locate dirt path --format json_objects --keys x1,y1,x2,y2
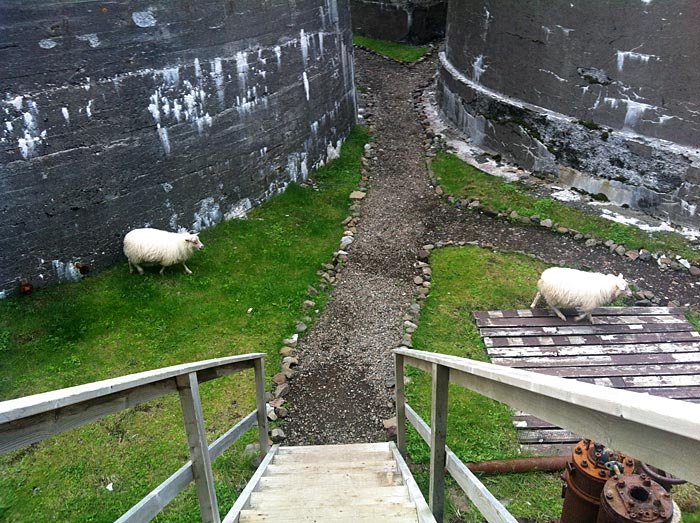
[{"x1": 281, "y1": 49, "x2": 699, "y2": 445}]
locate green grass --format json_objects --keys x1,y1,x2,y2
[
  {"x1": 353, "y1": 34, "x2": 428, "y2": 63},
  {"x1": 0, "y1": 126, "x2": 369, "y2": 522},
  {"x1": 406, "y1": 246, "x2": 563, "y2": 522},
  {"x1": 433, "y1": 151, "x2": 700, "y2": 263}
]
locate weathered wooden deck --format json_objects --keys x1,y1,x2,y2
[{"x1": 474, "y1": 307, "x2": 700, "y2": 455}]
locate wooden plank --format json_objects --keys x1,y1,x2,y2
[
  {"x1": 249, "y1": 486, "x2": 411, "y2": 507},
  {"x1": 397, "y1": 348, "x2": 700, "y2": 485},
  {"x1": 486, "y1": 341, "x2": 700, "y2": 358},
  {"x1": 252, "y1": 359, "x2": 269, "y2": 457},
  {"x1": 390, "y1": 441, "x2": 438, "y2": 523},
  {"x1": 513, "y1": 415, "x2": 558, "y2": 430},
  {"x1": 492, "y1": 351, "x2": 700, "y2": 369},
  {"x1": 0, "y1": 354, "x2": 264, "y2": 424},
  {"x1": 117, "y1": 411, "x2": 257, "y2": 523},
  {"x1": 485, "y1": 330, "x2": 700, "y2": 348},
  {"x1": 588, "y1": 375, "x2": 700, "y2": 388},
  {"x1": 624, "y1": 386, "x2": 700, "y2": 399},
  {"x1": 222, "y1": 445, "x2": 279, "y2": 523},
  {"x1": 477, "y1": 315, "x2": 688, "y2": 328},
  {"x1": 395, "y1": 353, "x2": 407, "y2": 456},
  {"x1": 480, "y1": 322, "x2": 693, "y2": 337},
  {"x1": 238, "y1": 505, "x2": 419, "y2": 522},
  {"x1": 429, "y1": 363, "x2": 449, "y2": 523},
  {"x1": 519, "y1": 443, "x2": 574, "y2": 457},
  {"x1": 177, "y1": 373, "x2": 220, "y2": 523},
  {"x1": 517, "y1": 429, "x2": 581, "y2": 444},
  {"x1": 528, "y1": 363, "x2": 700, "y2": 378},
  {"x1": 406, "y1": 405, "x2": 518, "y2": 523},
  {"x1": 473, "y1": 307, "x2": 683, "y2": 321}
]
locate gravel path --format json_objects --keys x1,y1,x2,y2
[{"x1": 281, "y1": 49, "x2": 699, "y2": 445}]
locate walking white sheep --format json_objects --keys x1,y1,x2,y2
[
  {"x1": 530, "y1": 267, "x2": 630, "y2": 322},
  {"x1": 123, "y1": 228, "x2": 204, "y2": 275}
]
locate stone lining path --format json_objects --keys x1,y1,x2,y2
[{"x1": 281, "y1": 49, "x2": 699, "y2": 446}]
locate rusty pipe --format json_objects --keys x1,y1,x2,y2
[{"x1": 465, "y1": 455, "x2": 569, "y2": 475}]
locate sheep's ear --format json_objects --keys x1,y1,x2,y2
[{"x1": 616, "y1": 274, "x2": 627, "y2": 290}]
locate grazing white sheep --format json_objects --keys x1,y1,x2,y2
[
  {"x1": 530, "y1": 267, "x2": 630, "y2": 322},
  {"x1": 123, "y1": 228, "x2": 204, "y2": 275}
]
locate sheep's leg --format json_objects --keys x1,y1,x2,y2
[
  {"x1": 128, "y1": 260, "x2": 134, "y2": 274},
  {"x1": 182, "y1": 262, "x2": 193, "y2": 275},
  {"x1": 159, "y1": 265, "x2": 166, "y2": 275},
  {"x1": 574, "y1": 311, "x2": 593, "y2": 323},
  {"x1": 530, "y1": 291, "x2": 542, "y2": 308},
  {"x1": 551, "y1": 307, "x2": 568, "y2": 321},
  {"x1": 131, "y1": 261, "x2": 145, "y2": 275}
]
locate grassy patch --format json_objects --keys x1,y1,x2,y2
[
  {"x1": 353, "y1": 34, "x2": 428, "y2": 63},
  {"x1": 407, "y1": 245, "x2": 700, "y2": 522},
  {"x1": 406, "y1": 246, "x2": 563, "y2": 522},
  {"x1": 433, "y1": 152, "x2": 700, "y2": 262},
  {"x1": 0, "y1": 126, "x2": 369, "y2": 522}
]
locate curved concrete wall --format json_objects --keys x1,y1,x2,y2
[
  {"x1": 351, "y1": 0, "x2": 447, "y2": 44},
  {"x1": 0, "y1": 0, "x2": 356, "y2": 295},
  {"x1": 438, "y1": 0, "x2": 700, "y2": 229}
]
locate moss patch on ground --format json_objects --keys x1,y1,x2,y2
[
  {"x1": 353, "y1": 34, "x2": 428, "y2": 63},
  {"x1": 0, "y1": 127, "x2": 368, "y2": 522}
]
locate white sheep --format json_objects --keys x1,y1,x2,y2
[
  {"x1": 530, "y1": 267, "x2": 630, "y2": 322},
  {"x1": 123, "y1": 228, "x2": 204, "y2": 275}
]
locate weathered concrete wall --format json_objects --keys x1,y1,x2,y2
[
  {"x1": 0, "y1": 0, "x2": 356, "y2": 295},
  {"x1": 351, "y1": 0, "x2": 447, "y2": 44},
  {"x1": 438, "y1": 0, "x2": 700, "y2": 229}
]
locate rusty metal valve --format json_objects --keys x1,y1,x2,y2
[{"x1": 597, "y1": 473, "x2": 674, "y2": 523}]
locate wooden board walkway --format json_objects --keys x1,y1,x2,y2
[{"x1": 474, "y1": 307, "x2": 700, "y2": 455}]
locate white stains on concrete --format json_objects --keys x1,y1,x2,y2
[
  {"x1": 211, "y1": 57, "x2": 225, "y2": 105},
  {"x1": 319, "y1": 32, "x2": 325, "y2": 56},
  {"x1": 225, "y1": 198, "x2": 252, "y2": 220},
  {"x1": 481, "y1": 7, "x2": 492, "y2": 41},
  {"x1": 326, "y1": 140, "x2": 341, "y2": 162},
  {"x1": 274, "y1": 46, "x2": 282, "y2": 68},
  {"x1": 300, "y1": 29, "x2": 310, "y2": 66},
  {"x1": 86, "y1": 100, "x2": 94, "y2": 118},
  {"x1": 472, "y1": 55, "x2": 487, "y2": 83},
  {"x1": 160, "y1": 67, "x2": 180, "y2": 86},
  {"x1": 162, "y1": 182, "x2": 173, "y2": 192},
  {"x1": 4, "y1": 122, "x2": 12, "y2": 132},
  {"x1": 51, "y1": 260, "x2": 81, "y2": 282},
  {"x1": 132, "y1": 11, "x2": 157, "y2": 28},
  {"x1": 192, "y1": 197, "x2": 222, "y2": 231},
  {"x1": 539, "y1": 69, "x2": 568, "y2": 82},
  {"x1": 9, "y1": 96, "x2": 23, "y2": 111},
  {"x1": 156, "y1": 124, "x2": 171, "y2": 155},
  {"x1": 551, "y1": 188, "x2": 582, "y2": 202},
  {"x1": 236, "y1": 51, "x2": 248, "y2": 92},
  {"x1": 303, "y1": 72, "x2": 310, "y2": 101},
  {"x1": 61, "y1": 107, "x2": 70, "y2": 124},
  {"x1": 556, "y1": 25, "x2": 575, "y2": 35},
  {"x1": 541, "y1": 26, "x2": 552, "y2": 42},
  {"x1": 77, "y1": 33, "x2": 100, "y2": 48},
  {"x1": 616, "y1": 50, "x2": 658, "y2": 71},
  {"x1": 39, "y1": 39, "x2": 58, "y2": 49},
  {"x1": 623, "y1": 100, "x2": 655, "y2": 129},
  {"x1": 194, "y1": 58, "x2": 202, "y2": 79}
]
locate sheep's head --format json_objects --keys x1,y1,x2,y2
[
  {"x1": 185, "y1": 234, "x2": 204, "y2": 250},
  {"x1": 614, "y1": 273, "x2": 632, "y2": 297}
]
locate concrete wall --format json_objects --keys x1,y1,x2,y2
[
  {"x1": 0, "y1": 0, "x2": 356, "y2": 295},
  {"x1": 438, "y1": 0, "x2": 700, "y2": 229},
  {"x1": 351, "y1": 0, "x2": 447, "y2": 44}
]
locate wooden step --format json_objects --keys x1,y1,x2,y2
[
  {"x1": 272, "y1": 452, "x2": 394, "y2": 465},
  {"x1": 258, "y1": 470, "x2": 404, "y2": 489},
  {"x1": 239, "y1": 503, "x2": 419, "y2": 522},
  {"x1": 265, "y1": 460, "x2": 398, "y2": 475},
  {"x1": 249, "y1": 485, "x2": 412, "y2": 508}
]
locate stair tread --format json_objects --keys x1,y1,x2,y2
[
  {"x1": 265, "y1": 461, "x2": 397, "y2": 474},
  {"x1": 258, "y1": 471, "x2": 404, "y2": 488},
  {"x1": 276, "y1": 443, "x2": 392, "y2": 454},
  {"x1": 239, "y1": 504, "x2": 418, "y2": 522},
  {"x1": 250, "y1": 485, "x2": 411, "y2": 507}
]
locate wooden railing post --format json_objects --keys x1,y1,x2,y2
[
  {"x1": 177, "y1": 372, "x2": 221, "y2": 523},
  {"x1": 253, "y1": 357, "x2": 269, "y2": 455},
  {"x1": 395, "y1": 352, "x2": 407, "y2": 456},
  {"x1": 429, "y1": 363, "x2": 449, "y2": 523}
]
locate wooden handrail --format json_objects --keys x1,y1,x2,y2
[
  {"x1": 394, "y1": 348, "x2": 700, "y2": 523},
  {"x1": 0, "y1": 352, "x2": 269, "y2": 523}
]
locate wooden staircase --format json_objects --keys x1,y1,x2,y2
[{"x1": 230, "y1": 442, "x2": 435, "y2": 523}]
